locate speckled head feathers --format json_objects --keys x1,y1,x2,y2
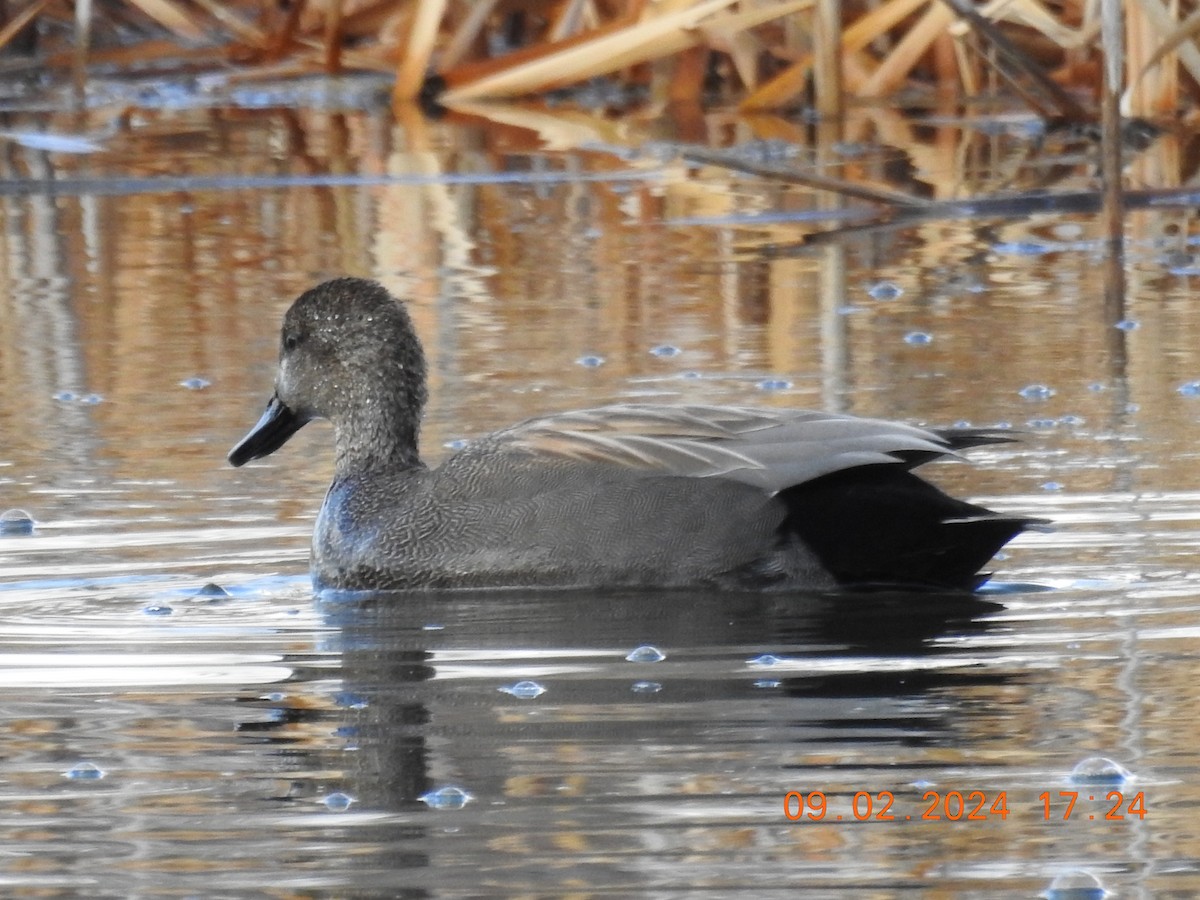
[{"x1": 229, "y1": 278, "x2": 428, "y2": 470}]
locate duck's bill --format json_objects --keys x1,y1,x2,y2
[{"x1": 228, "y1": 395, "x2": 306, "y2": 466}]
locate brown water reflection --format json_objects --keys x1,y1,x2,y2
[{"x1": 1, "y1": 94, "x2": 1200, "y2": 895}]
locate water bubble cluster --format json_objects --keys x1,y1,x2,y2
[
  {"x1": 1045, "y1": 870, "x2": 1107, "y2": 900},
  {"x1": 631, "y1": 681, "x2": 662, "y2": 694},
  {"x1": 1019, "y1": 384, "x2": 1055, "y2": 401},
  {"x1": 420, "y1": 786, "x2": 473, "y2": 810},
  {"x1": 748, "y1": 653, "x2": 786, "y2": 668},
  {"x1": 992, "y1": 240, "x2": 1054, "y2": 256},
  {"x1": 322, "y1": 792, "x2": 355, "y2": 811},
  {"x1": 625, "y1": 645, "x2": 666, "y2": 663},
  {"x1": 0, "y1": 509, "x2": 35, "y2": 536},
  {"x1": 867, "y1": 281, "x2": 903, "y2": 301},
  {"x1": 54, "y1": 390, "x2": 104, "y2": 404},
  {"x1": 1069, "y1": 756, "x2": 1132, "y2": 785},
  {"x1": 64, "y1": 762, "x2": 106, "y2": 781},
  {"x1": 335, "y1": 691, "x2": 369, "y2": 709},
  {"x1": 498, "y1": 681, "x2": 546, "y2": 699}
]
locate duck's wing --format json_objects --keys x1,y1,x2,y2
[{"x1": 489, "y1": 404, "x2": 1009, "y2": 493}]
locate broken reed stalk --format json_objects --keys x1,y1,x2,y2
[
  {"x1": 1100, "y1": 0, "x2": 1125, "y2": 248},
  {"x1": 681, "y1": 146, "x2": 936, "y2": 209},
  {"x1": 323, "y1": 0, "x2": 343, "y2": 73},
  {"x1": 73, "y1": 0, "x2": 91, "y2": 92},
  {"x1": 395, "y1": 0, "x2": 447, "y2": 102},
  {"x1": 936, "y1": 0, "x2": 1090, "y2": 121},
  {"x1": 813, "y1": 0, "x2": 843, "y2": 119},
  {"x1": 0, "y1": 0, "x2": 48, "y2": 55},
  {"x1": 14, "y1": 0, "x2": 1194, "y2": 119}
]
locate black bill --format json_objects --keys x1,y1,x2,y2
[{"x1": 228, "y1": 395, "x2": 307, "y2": 467}]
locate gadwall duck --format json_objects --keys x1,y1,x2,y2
[{"x1": 229, "y1": 278, "x2": 1036, "y2": 592}]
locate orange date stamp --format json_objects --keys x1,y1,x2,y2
[{"x1": 783, "y1": 789, "x2": 1147, "y2": 822}]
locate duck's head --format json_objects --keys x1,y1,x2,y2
[{"x1": 228, "y1": 277, "x2": 428, "y2": 469}]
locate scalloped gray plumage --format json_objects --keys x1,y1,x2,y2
[{"x1": 229, "y1": 278, "x2": 1039, "y2": 593}]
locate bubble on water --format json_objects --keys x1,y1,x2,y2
[
  {"x1": 575, "y1": 355, "x2": 605, "y2": 368},
  {"x1": 1177, "y1": 381, "x2": 1200, "y2": 397},
  {"x1": 867, "y1": 281, "x2": 903, "y2": 301},
  {"x1": 1058, "y1": 415, "x2": 1085, "y2": 426},
  {"x1": 422, "y1": 623, "x2": 444, "y2": 631},
  {"x1": 1125, "y1": 402, "x2": 1140, "y2": 414},
  {"x1": 1041, "y1": 481, "x2": 1064, "y2": 492},
  {"x1": 757, "y1": 379, "x2": 792, "y2": 391},
  {"x1": 322, "y1": 791, "x2": 355, "y2": 811},
  {"x1": 625, "y1": 645, "x2": 666, "y2": 663},
  {"x1": 903, "y1": 331, "x2": 932, "y2": 346},
  {"x1": 1027, "y1": 418, "x2": 1058, "y2": 429},
  {"x1": 1114, "y1": 319, "x2": 1139, "y2": 332},
  {"x1": 631, "y1": 681, "x2": 662, "y2": 694},
  {"x1": 753, "y1": 679, "x2": 781, "y2": 689},
  {"x1": 649, "y1": 344, "x2": 681, "y2": 358},
  {"x1": 1087, "y1": 382, "x2": 1107, "y2": 393},
  {"x1": 443, "y1": 438, "x2": 469, "y2": 451},
  {"x1": 833, "y1": 141, "x2": 871, "y2": 158},
  {"x1": 335, "y1": 691, "x2": 369, "y2": 709},
  {"x1": 993, "y1": 240, "x2": 1054, "y2": 256},
  {"x1": 64, "y1": 762, "x2": 106, "y2": 781},
  {"x1": 1019, "y1": 383, "x2": 1055, "y2": 401},
  {"x1": 1044, "y1": 870, "x2": 1108, "y2": 900},
  {"x1": 142, "y1": 604, "x2": 174, "y2": 616},
  {"x1": 420, "y1": 786, "x2": 472, "y2": 810},
  {"x1": 498, "y1": 680, "x2": 546, "y2": 699},
  {"x1": 79, "y1": 393, "x2": 104, "y2": 405},
  {"x1": 680, "y1": 371, "x2": 702, "y2": 380},
  {"x1": 1069, "y1": 757, "x2": 1132, "y2": 785},
  {"x1": 193, "y1": 582, "x2": 230, "y2": 599},
  {"x1": 748, "y1": 653, "x2": 786, "y2": 668},
  {"x1": 179, "y1": 376, "x2": 211, "y2": 390},
  {"x1": 0, "y1": 509, "x2": 35, "y2": 536},
  {"x1": 1166, "y1": 252, "x2": 1200, "y2": 275},
  {"x1": 836, "y1": 305, "x2": 860, "y2": 315}
]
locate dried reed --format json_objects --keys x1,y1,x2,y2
[{"x1": 2, "y1": 0, "x2": 1192, "y2": 118}]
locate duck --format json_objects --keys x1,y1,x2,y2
[{"x1": 228, "y1": 277, "x2": 1037, "y2": 593}]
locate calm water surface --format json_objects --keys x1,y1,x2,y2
[{"x1": 1, "y1": 85, "x2": 1200, "y2": 896}]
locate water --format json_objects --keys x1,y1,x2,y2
[{"x1": 1, "y1": 87, "x2": 1200, "y2": 895}]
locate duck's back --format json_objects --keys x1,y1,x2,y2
[{"x1": 311, "y1": 405, "x2": 1031, "y2": 593}]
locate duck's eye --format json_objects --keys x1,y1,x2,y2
[{"x1": 283, "y1": 332, "x2": 303, "y2": 352}]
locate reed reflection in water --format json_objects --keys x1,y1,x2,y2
[{"x1": 0, "y1": 96, "x2": 1198, "y2": 895}]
